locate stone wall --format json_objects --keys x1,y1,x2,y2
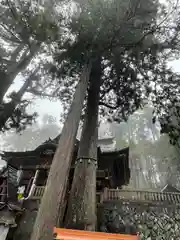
[{"x1": 98, "y1": 202, "x2": 180, "y2": 240}]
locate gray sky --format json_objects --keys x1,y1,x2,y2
[{"x1": 7, "y1": 78, "x2": 63, "y2": 124}]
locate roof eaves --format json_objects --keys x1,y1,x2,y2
[{"x1": 161, "y1": 184, "x2": 180, "y2": 192}]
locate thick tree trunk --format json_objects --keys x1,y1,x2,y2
[
  {"x1": 30, "y1": 63, "x2": 91, "y2": 240},
  {"x1": 0, "y1": 69, "x2": 38, "y2": 131},
  {"x1": 65, "y1": 59, "x2": 101, "y2": 231}
]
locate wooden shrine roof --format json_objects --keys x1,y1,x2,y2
[
  {"x1": 1, "y1": 134, "x2": 79, "y2": 158},
  {"x1": 1, "y1": 134, "x2": 129, "y2": 170},
  {"x1": 100, "y1": 147, "x2": 129, "y2": 157},
  {"x1": 161, "y1": 184, "x2": 180, "y2": 193},
  {"x1": 1, "y1": 149, "x2": 129, "y2": 171}
]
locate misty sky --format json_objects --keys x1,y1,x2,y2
[
  {"x1": 6, "y1": 58, "x2": 180, "y2": 124},
  {"x1": 8, "y1": 59, "x2": 180, "y2": 125}
]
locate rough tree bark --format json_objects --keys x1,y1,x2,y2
[
  {"x1": 65, "y1": 59, "x2": 101, "y2": 231},
  {"x1": 30, "y1": 63, "x2": 91, "y2": 240}
]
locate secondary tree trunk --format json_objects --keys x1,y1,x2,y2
[
  {"x1": 0, "y1": 44, "x2": 39, "y2": 104},
  {"x1": 0, "y1": 69, "x2": 38, "y2": 131},
  {"x1": 30, "y1": 63, "x2": 91, "y2": 240},
  {"x1": 65, "y1": 58, "x2": 101, "y2": 231}
]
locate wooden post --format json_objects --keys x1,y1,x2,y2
[
  {"x1": 103, "y1": 187, "x2": 108, "y2": 201},
  {"x1": 100, "y1": 192, "x2": 104, "y2": 204}
]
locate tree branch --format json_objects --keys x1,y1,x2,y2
[
  {"x1": 99, "y1": 101, "x2": 118, "y2": 109},
  {"x1": 26, "y1": 89, "x2": 57, "y2": 99}
]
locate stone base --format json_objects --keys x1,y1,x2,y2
[{"x1": 98, "y1": 202, "x2": 180, "y2": 240}]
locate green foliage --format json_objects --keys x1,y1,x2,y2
[
  {"x1": 1, "y1": 0, "x2": 179, "y2": 136},
  {"x1": 51, "y1": 0, "x2": 180, "y2": 125},
  {"x1": 1, "y1": 98, "x2": 37, "y2": 132},
  {"x1": 67, "y1": 0, "x2": 158, "y2": 60},
  {"x1": 158, "y1": 104, "x2": 180, "y2": 145},
  {"x1": 0, "y1": 0, "x2": 63, "y2": 132},
  {"x1": 0, "y1": 0, "x2": 60, "y2": 44}
]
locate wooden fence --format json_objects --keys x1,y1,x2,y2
[
  {"x1": 31, "y1": 186, "x2": 45, "y2": 199},
  {"x1": 31, "y1": 186, "x2": 180, "y2": 206},
  {"x1": 101, "y1": 188, "x2": 180, "y2": 205}
]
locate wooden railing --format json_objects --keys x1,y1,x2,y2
[
  {"x1": 101, "y1": 188, "x2": 180, "y2": 205},
  {"x1": 53, "y1": 228, "x2": 139, "y2": 240},
  {"x1": 31, "y1": 186, "x2": 45, "y2": 199},
  {"x1": 31, "y1": 186, "x2": 180, "y2": 206},
  {"x1": 31, "y1": 186, "x2": 103, "y2": 205}
]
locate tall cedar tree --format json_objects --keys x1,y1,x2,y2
[
  {"x1": 30, "y1": 63, "x2": 92, "y2": 240},
  {"x1": 31, "y1": 0, "x2": 180, "y2": 236},
  {"x1": 53, "y1": 0, "x2": 180, "y2": 124},
  {"x1": 65, "y1": 58, "x2": 101, "y2": 230},
  {"x1": 50, "y1": 0, "x2": 180, "y2": 230}
]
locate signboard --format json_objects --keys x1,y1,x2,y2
[{"x1": 53, "y1": 228, "x2": 139, "y2": 240}]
